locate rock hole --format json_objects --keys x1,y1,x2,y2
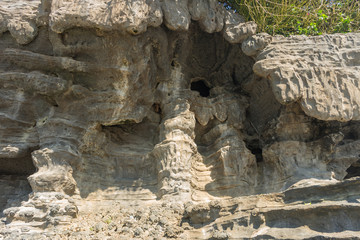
[
  {"x1": 251, "y1": 147, "x2": 263, "y2": 163},
  {"x1": 245, "y1": 139, "x2": 263, "y2": 163},
  {"x1": 347, "y1": 131, "x2": 358, "y2": 140},
  {"x1": 0, "y1": 154, "x2": 36, "y2": 176},
  {"x1": 231, "y1": 70, "x2": 238, "y2": 85},
  {"x1": 0, "y1": 151, "x2": 36, "y2": 213},
  {"x1": 344, "y1": 159, "x2": 360, "y2": 179},
  {"x1": 152, "y1": 103, "x2": 161, "y2": 114},
  {"x1": 191, "y1": 80, "x2": 210, "y2": 97}
]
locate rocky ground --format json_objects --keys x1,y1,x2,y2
[{"x1": 2, "y1": 177, "x2": 360, "y2": 239}]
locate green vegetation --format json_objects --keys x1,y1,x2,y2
[
  {"x1": 104, "y1": 217, "x2": 112, "y2": 224},
  {"x1": 219, "y1": 0, "x2": 360, "y2": 36}
]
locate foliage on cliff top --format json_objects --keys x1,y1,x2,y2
[{"x1": 219, "y1": 0, "x2": 360, "y2": 36}]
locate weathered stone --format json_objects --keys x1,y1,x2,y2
[
  {"x1": 222, "y1": 10, "x2": 257, "y2": 43},
  {"x1": 0, "y1": 0, "x2": 40, "y2": 44},
  {"x1": 188, "y1": 0, "x2": 224, "y2": 33},
  {"x1": 241, "y1": 32, "x2": 272, "y2": 58},
  {"x1": 251, "y1": 34, "x2": 360, "y2": 121},
  {"x1": 1, "y1": 0, "x2": 360, "y2": 239}
]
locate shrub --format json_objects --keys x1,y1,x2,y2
[{"x1": 219, "y1": 0, "x2": 360, "y2": 36}]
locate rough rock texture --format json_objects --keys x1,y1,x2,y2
[
  {"x1": 1, "y1": 0, "x2": 360, "y2": 239},
  {"x1": 250, "y1": 34, "x2": 360, "y2": 121}
]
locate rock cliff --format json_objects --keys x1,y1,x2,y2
[{"x1": 1, "y1": 0, "x2": 360, "y2": 239}]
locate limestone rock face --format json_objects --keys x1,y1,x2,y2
[
  {"x1": 249, "y1": 34, "x2": 360, "y2": 121},
  {"x1": 1, "y1": 0, "x2": 360, "y2": 239}
]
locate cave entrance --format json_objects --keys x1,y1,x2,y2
[
  {"x1": 0, "y1": 155, "x2": 36, "y2": 176},
  {"x1": 344, "y1": 159, "x2": 360, "y2": 179},
  {"x1": 245, "y1": 139, "x2": 264, "y2": 163},
  {"x1": 73, "y1": 118, "x2": 160, "y2": 200},
  {"x1": 0, "y1": 154, "x2": 35, "y2": 215},
  {"x1": 191, "y1": 80, "x2": 211, "y2": 97}
]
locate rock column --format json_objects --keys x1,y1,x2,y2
[{"x1": 153, "y1": 66, "x2": 196, "y2": 201}]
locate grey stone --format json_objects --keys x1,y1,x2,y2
[{"x1": 1, "y1": 0, "x2": 360, "y2": 239}]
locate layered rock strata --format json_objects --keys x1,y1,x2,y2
[{"x1": 1, "y1": 0, "x2": 360, "y2": 239}]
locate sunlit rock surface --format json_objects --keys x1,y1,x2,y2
[{"x1": 1, "y1": 0, "x2": 360, "y2": 239}]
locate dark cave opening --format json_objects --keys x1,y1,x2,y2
[
  {"x1": 251, "y1": 147, "x2": 263, "y2": 163},
  {"x1": 152, "y1": 103, "x2": 162, "y2": 114},
  {"x1": 344, "y1": 159, "x2": 360, "y2": 179},
  {"x1": 0, "y1": 153, "x2": 35, "y2": 214},
  {"x1": 191, "y1": 80, "x2": 210, "y2": 97},
  {"x1": 0, "y1": 155, "x2": 36, "y2": 176},
  {"x1": 245, "y1": 139, "x2": 264, "y2": 163}
]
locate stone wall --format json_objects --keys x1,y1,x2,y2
[{"x1": 1, "y1": 0, "x2": 360, "y2": 239}]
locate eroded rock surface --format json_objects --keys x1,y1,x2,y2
[
  {"x1": 1, "y1": 0, "x2": 360, "y2": 239},
  {"x1": 249, "y1": 33, "x2": 360, "y2": 121}
]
